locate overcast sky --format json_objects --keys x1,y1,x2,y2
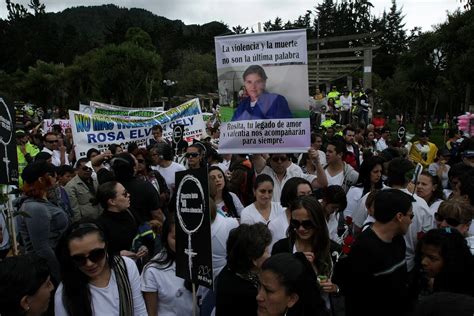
[{"x1": 0, "y1": 0, "x2": 462, "y2": 32}]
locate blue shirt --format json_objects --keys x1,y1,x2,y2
[{"x1": 232, "y1": 93, "x2": 292, "y2": 121}]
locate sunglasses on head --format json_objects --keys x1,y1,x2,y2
[
  {"x1": 186, "y1": 152, "x2": 200, "y2": 158},
  {"x1": 434, "y1": 212, "x2": 460, "y2": 227},
  {"x1": 271, "y1": 156, "x2": 288, "y2": 163},
  {"x1": 71, "y1": 248, "x2": 106, "y2": 267},
  {"x1": 290, "y1": 219, "x2": 315, "y2": 230}
]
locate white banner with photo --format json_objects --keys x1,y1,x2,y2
[{"x1": 215, "y1": 29, "x2": 310, "y2": 153}]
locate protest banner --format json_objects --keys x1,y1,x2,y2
[
  {"x1": 70, "y1": 99, "x2": 206, "y2": 158},
  {"x1": 175, "y1": 167, "x2": 213, "y2": 289},
  {"x1": 0, "y1": 98, "x2": 19, "y2": 185},
  {"x1": 215, "y1": 29, "x2": 310, "y2": 153},
  {"x1": 43, "y1": 119, "x2": 72, "y2": 133},
  {"x1": 79, "y1": 101, "x2": 164, "y2": 117}
]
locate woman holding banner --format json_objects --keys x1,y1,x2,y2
[{"x1": 232, "y1": 65, "x2": 293, "y2": 121}]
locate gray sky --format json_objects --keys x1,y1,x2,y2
[{"x1": 0, "y1": 0, "x2": 461, "y2": 32}]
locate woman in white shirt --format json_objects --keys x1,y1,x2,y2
[
  {"x1": 240, "y1": 174, "x2": 284, "y2": 225},
  {"x1": 343, "y1": 156, "x2": 384, "y2": 219},
  {"x1": 416, "y1": 171, "x2": 445, "y2": 215},
  {"x1": 141, "y1": 215, "x2": 193, "y2": 316},
  {"x1": 209, "y1": 166, "x2": 244, "y2": 218},
  {"x1": 55, "y1": 221, "x2": 147, "y2": 316}
]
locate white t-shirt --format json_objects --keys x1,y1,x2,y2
[
  {"x1": 375, "y1": 138, "x2": 388, "y2": 152},
  {"x1": 211, "y1": 214, "x2": 239, "y2": 278},
  {"x1": 141, "y1": 260, "x2": 193, "y2": 316},
  {"x1": 152, "y1": 162, "x2": 186, "y2": 194},
  {"x1": 210, "y1": 162, "x2": 229, "y2": 174},
  {"x1": 324, "y1": 163, "x2": 358, "y2": 190},
  {"x1": 55, "y1": 257, "x2": 147, "y2": 316},
  {"x1": 268, "y1": 211, "x2": 289, "y2": 250},
  {"x1": 215, "y1": 192, "x2": 244, "y2": 217},
  {"x1": 260, "y1": 165, "x2": 316, "y2": 203},
  {"x1": 42, "y1": 147, "x2": 70, "y2": 166},
  {"x1": 327, "y1": 212, "x2": 340, "y2": 244},
  {"x1": 240, "y1": 202, "x2": 285, "y2": 225},
  {"x1": 343, "y1": 186, "x2": 364, "y2": 218}
]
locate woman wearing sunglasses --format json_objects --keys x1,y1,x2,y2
[
  {"x1": 272, "y1": 196, "x2": 335, "y2": 313},
  {"x1": 240, "y1": 174, "x2": 285, "y2": 225},
  {"x1": 434, "y1": 199, "x2": 474, "y2": 254},
  {"x1": 135, "y1": 148, "x2": 170, "y2": 209},
  {"x1": 269, "y1": 177, "x2": 313, "y2": 248},
  {"x1": 55, "y1": 221, "x2": 147, "y2": 315},
  {"x1": 185, "y1": 144, "x2": 204, "y2": 170},
  {"x1": 141, "y1": 214, "x2": 193, "y2": 315},
  {"x1": 95, "y1": 181, "x2": 150, "y2": 261}
]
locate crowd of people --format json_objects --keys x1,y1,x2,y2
[{"x1": 1, "y1": 106, "x2": 474, "y2": 316}]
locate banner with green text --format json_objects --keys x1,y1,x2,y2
[{"x1": 70, "y1": 98, "x2": 205, "y2": 158}]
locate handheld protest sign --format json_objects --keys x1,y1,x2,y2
[
  {"x1": 397, "y1": 125, "x2": 406, "y2": 143},
  {"x1": 172, "y1": 124, "x2": 185, "y2": 145},
  {"x1": 175, "y1": 167, "x2": 213, "y2": 289},
  {"x1": 0, "y1": 98, "x2": 19, "y2": 185}
]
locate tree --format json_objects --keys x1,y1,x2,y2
[
  {"x1": 232, "y1": 25, "x2": 248, "y2": 34},
  {"x1": 91, "y1": 42, "x2": 162, "y2": 106},
  {"x1": 165, "y1": 50, "x2": 216, "y2": 96}
]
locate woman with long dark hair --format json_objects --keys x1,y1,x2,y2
[
  {"x1": 135, "y1": 148, "x2": 170, "y2": 210},
  {"x1": 343, "y1": 156, "x2": 384, "y2": 219},
  {"x1": 215, "y1": 223, "x2": 272, "y2": 315},
  {"x1": 209, "y1": 166, "x2": 244, "y2": 218},
  {"x1": 141, "y1": 214, "x2": 193, "y2": 315},
  {"x1": 54, "y1": 221, "x2": 147, "y2": 315},
  {"x1": 0, "y1": 254, "x2": 55, "y2": 316},
  {"x1": 95, "y1": 181, "x2": 150, "y2": 260},
  {"x1": 269, "y1": 177, "x2": 313, "y2": 248},
  {"x1": 17, "y1": 161, "x2": 69, "y2": 282},
  {"x1": 414, "y1": 228, "x2": 474, "y2": 297},
  {"x1": 257, "y1": 253, "x2": 328, "y2": 316},
  {"x1": 240, "y1": 174, "x2": 285, "y2": 225},
  {"x1": 272, "y1": 196, "x2": 336, "y2": 313}
]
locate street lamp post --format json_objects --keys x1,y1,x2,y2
[{"x1": 163, "y1": 79, "x2": 177, "y2": 110}]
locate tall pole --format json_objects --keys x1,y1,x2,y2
[
  {"x1": 363, "y1": 48, "x2": 372, "y2": 90},
  {"x1": 316, "y1": 18, "x2": 320, "y2": 88}
]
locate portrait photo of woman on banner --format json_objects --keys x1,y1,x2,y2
[{"x1": 232, "y1": 65, "x2": 293, "y2": 121}]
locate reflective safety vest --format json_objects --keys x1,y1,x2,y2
[
  {"x1": 17, "y1": 142, "x2": 40, "y2": 188},
  {"x1": 327, "y1": 91, "x2": 341, "y2": 107}
]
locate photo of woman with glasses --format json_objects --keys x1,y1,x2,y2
[
  {"x1": 240, "y1": 174, "x2": 285, "y2": 225},
  {"x1": 272, "y1": 196, "x2": 336, "y2": 312},
  {"x1": 55, "y1": 221, "x2": 147, "y2": 315}
]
